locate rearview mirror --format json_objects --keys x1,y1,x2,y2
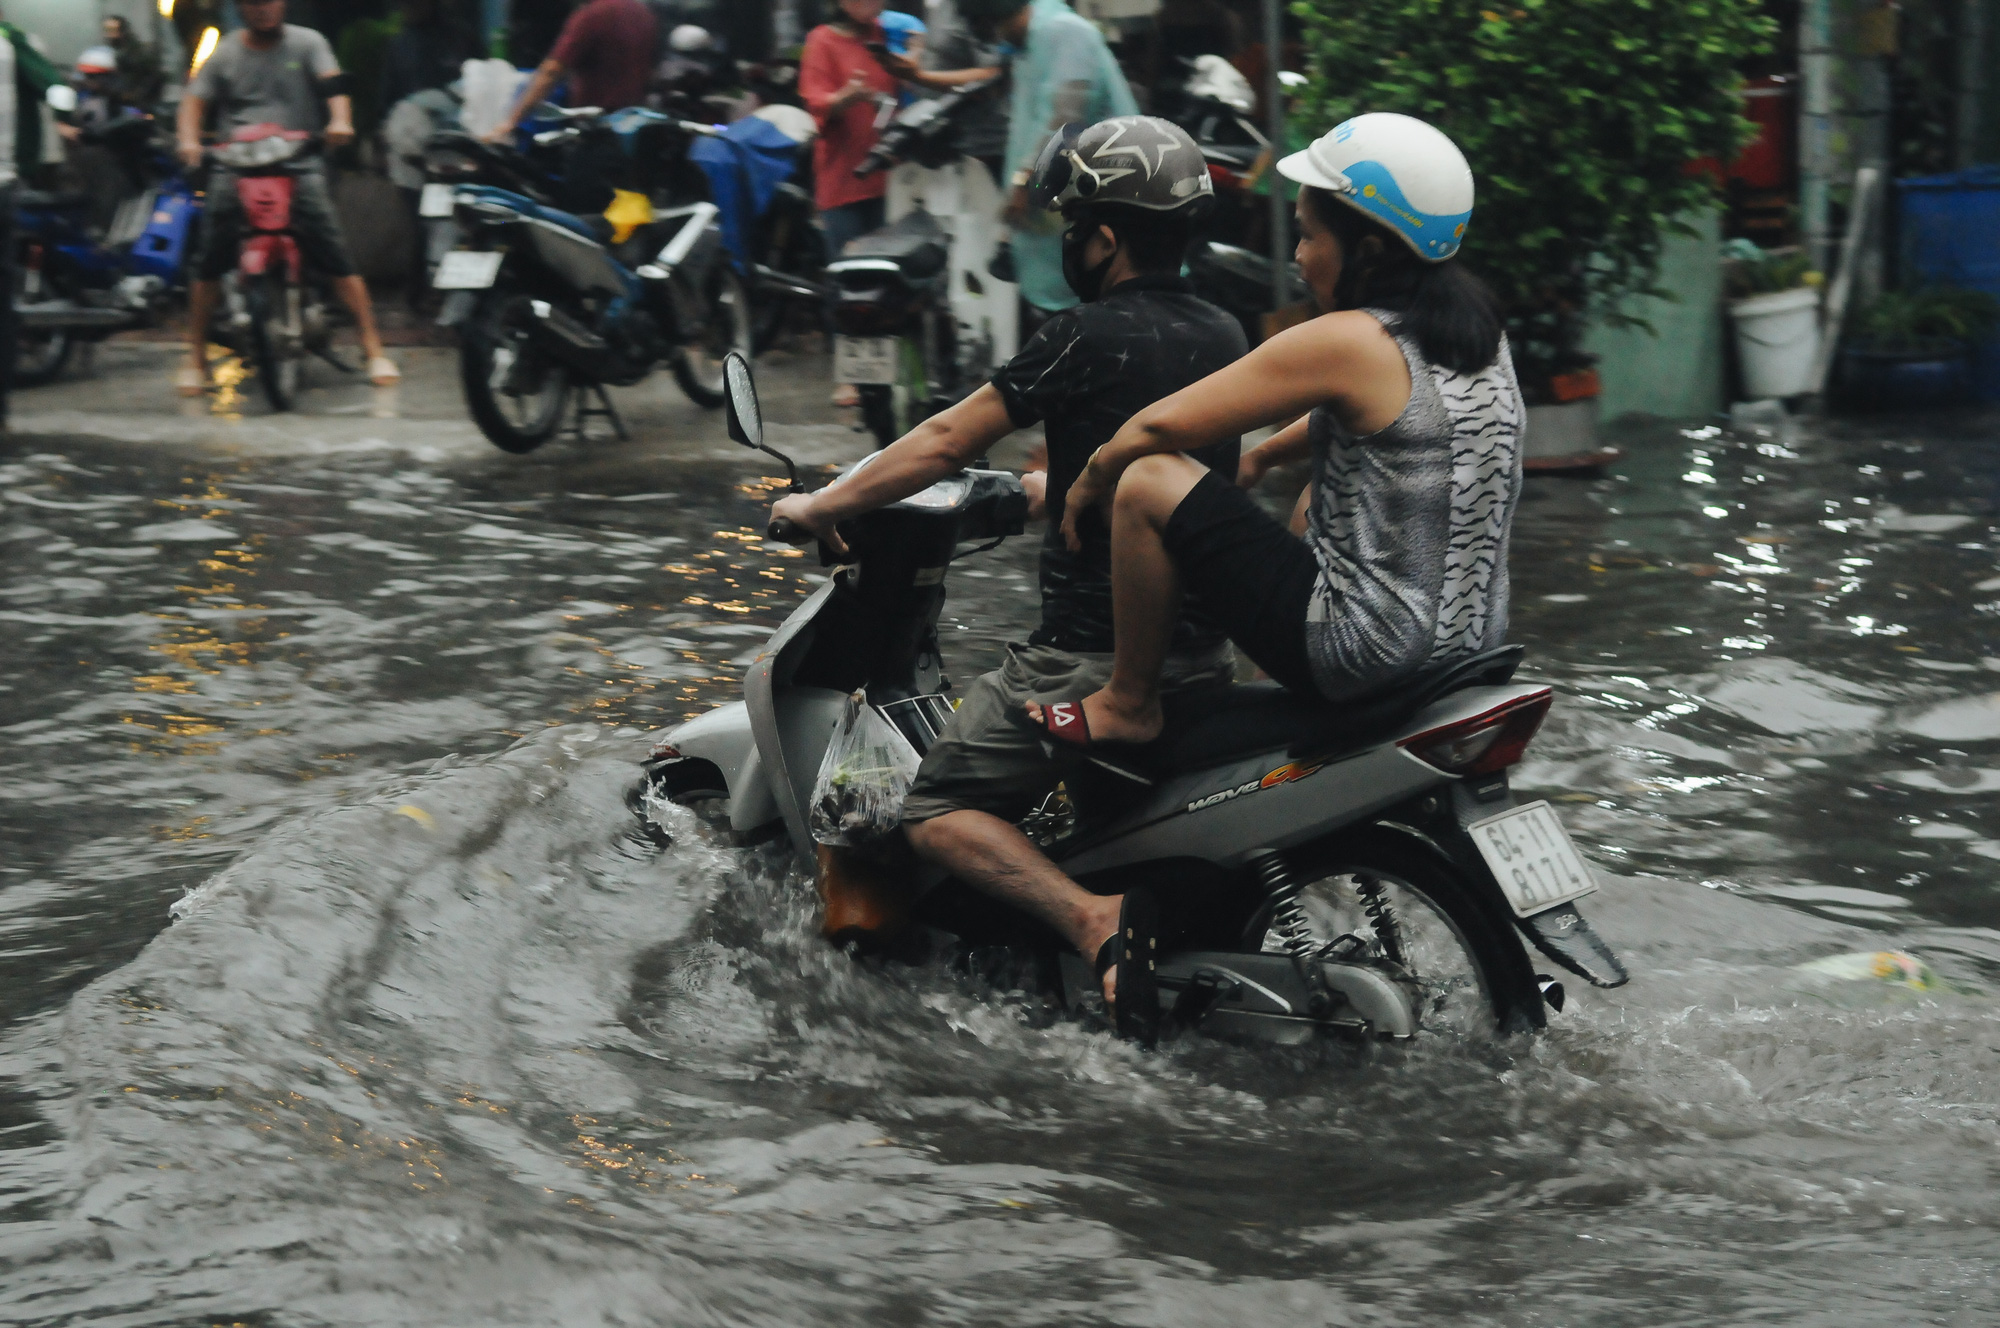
[
  {"x1": 45, "y1": 85, "x2": 77, "y2": 114},
  {"x1": 723, "y1": 351, "x2": 762, "y2": 450}
]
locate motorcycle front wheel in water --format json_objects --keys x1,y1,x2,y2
[
  {"x1": 460, "y1": 290, "x2": 572, "y2": 453},
  {"x1": 671, "y1": 264, "x2": 754, "y2": 409}
]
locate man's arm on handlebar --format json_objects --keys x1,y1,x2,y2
[{"x1": 771, "y1": 385, "x2": 1016, "y2": 546}]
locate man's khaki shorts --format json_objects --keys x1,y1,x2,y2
[{"x1": 899, "y1": 642, "x2": 1234, "y2": 826}]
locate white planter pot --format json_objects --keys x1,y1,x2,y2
[{"x1": 1729, "y1": 286, "x2": 1822, "y2": 399}]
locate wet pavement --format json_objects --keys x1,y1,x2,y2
[{"x1": 3, "y1": 349, "x2": 2000, "y2": 1325}]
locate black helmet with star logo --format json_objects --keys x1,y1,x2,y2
[{"x1": 1027, "y1": 115, "x2": 1214, "y2": 218}]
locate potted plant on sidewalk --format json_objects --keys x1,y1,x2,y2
[
  {"x1": 1837, "y1": 286, "x2": 2000, "y2": 411},
  {"x1": 1722, "y1": 238, "x2": 1824, "y2": 401},
  {"x1": 1296, "y1": 0, "x2": 1773, "y2": 467}
]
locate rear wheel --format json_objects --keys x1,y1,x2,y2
[
  {"x1": 459, "y1": 289, "x2": 571, "y2": 453},
  {"x1": 1256, "y1": 835, "x2": 1545, "y2": 1037},
  {"x1": 244, "y1": 274, "x2": 304, "y2": 412},
  {"x1": 13, "y1": 328, "x2": 72, "y2": 387},
  {"x1": 672, "y1": 264, "x2": 754, "y2": 408}
]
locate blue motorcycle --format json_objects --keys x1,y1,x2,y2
[
  {"x1": 15, "y1": 112, "x2": 198, "y2": 386},
  {"x1": 434, "y1": 105, "x2": 753, "y2": 453}
]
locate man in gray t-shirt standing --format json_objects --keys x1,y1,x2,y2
[{"x1": 174, "y1": 0, "x2": 398, "y2": 395}]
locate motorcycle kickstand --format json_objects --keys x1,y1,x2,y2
[
  {"x1": 315, "y1": 346, "x2": 358, "y2": 375},
  {"x1": 566, "y1": 382, "x2": 628, "y2": 443}
]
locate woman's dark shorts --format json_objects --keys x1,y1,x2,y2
[{"x1": 1161, "y1": 469, "x2": 1320, "y2": 695}]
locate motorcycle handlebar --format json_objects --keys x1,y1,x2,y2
[{"x1": 767, "y1": 516, "x2": 809, "y2": 544}]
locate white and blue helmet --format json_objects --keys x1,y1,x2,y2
[{"x1": 1277, "y1": 113, "x2": 1474, "y2": 262}]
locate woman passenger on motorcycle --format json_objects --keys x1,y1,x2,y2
[{"x1": 1023, "y1": 114, "x2": 1524, "y2": 750}]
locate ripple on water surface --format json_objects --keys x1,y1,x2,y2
[{"x1": 3, "y1": 413, "x2": 2000, "y2": 1324}]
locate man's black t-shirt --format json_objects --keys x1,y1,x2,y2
[{"x1": 991, "y1": 273, "x2": 1249, "y2": 654}]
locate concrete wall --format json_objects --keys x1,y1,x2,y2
[{"x1": 1584, "y1": 211, "x2": 1727, "y2": 423}]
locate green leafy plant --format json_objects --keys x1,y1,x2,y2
[
  {"x1": 1721, "y1": 238, "x2": 1823, "y2": 298},
  {"x1": 1295, "y1": 0, "x2": 1775, "y2": 392},
  {"x1": 1851, "y1": 287, "x2": 2000, "y2": 354}
]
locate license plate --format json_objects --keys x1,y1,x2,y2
[
  {"x1": 1467, "y1": 801, "x2": 1598, "y2": 917},
  {"x1": 834, "y1": 334, "x2": 898, "y2": 385},
  {"x1": 419, "y1": 182, "x2": 456, "y2": 218},
  {"x1": 433, "y1": 249, "x2": 503, "y2": 290}
]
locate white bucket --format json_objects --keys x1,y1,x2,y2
[{"x1": 1730, "y1": 286, "x2": 1822, "y2": 399}]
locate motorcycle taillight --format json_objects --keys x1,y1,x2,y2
[{"x1": 1397, "y1": 689, "x2": 1552, "y2": 777}]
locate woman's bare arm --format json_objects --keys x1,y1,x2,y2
[
  {"x1": 1237, "y1": 414, "x2": 1311, "y2": 487},
  {"x1": 1056, "y1": 312, "x2": 1407, "y2": 546}
]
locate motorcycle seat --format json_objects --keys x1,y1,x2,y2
[
  {"x1": 835, "y1": 208, "x2": 948, "y2": 277},
  {"x1": 17, "y1": 188, "x2": 92, "y2": 211},
  {"x1": 1151, "y1": 644, "x2": 1526, "y2": 774}
]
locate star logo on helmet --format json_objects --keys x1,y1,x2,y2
[{"x1": 1089, "y1": 118, "x2": 1184, "y2": 182}]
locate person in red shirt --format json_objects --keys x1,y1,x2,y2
[
  {"x1": 487, "y1": 0, "x2": 659, "y2": 140},
  {"x1": 800, "y1": 0, "x2": 901, "y2": 405}
]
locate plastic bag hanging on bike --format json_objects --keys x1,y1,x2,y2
[{"x1": 809, "y1": 690, "x2": 921, "y2": 847}]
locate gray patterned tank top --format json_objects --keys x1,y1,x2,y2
[{"x1": 1300, "y1": 310, "x2": 1524, "y2": 701}]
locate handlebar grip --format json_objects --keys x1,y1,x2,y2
[{"x1": 768, "y1": 516, "x2": 808, "y2": 544}]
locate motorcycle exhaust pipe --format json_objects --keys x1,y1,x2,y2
[{"x1": 522, "y1": 299, "x2": 613, "y2": 376}]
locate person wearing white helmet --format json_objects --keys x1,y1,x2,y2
[{"x1": 1023, "y1": 112, "x2": 1524, "y2": 761}]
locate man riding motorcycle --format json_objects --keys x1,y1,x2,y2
[{"x1": 770, "y1": 116, "x2": 1246, "y2": 1013}]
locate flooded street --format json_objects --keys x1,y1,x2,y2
[{"x1": 4, "y1": 397, "x2": 2000, "y2": 1324}]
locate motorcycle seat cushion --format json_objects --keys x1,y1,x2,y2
[
  {"x1": 1152, "y1": 644, "x2": 1525, "y2": 774},
  {"x1": 17, "y1": 188, "x2": 92, "y2": 211},
  {"x1": 836, "y1": 208, "x2": 947, "y2": 277}
]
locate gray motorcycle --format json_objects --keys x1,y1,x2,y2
[{"x1": 635, "y1": 353, "x2": 1628, "y2": 1044}]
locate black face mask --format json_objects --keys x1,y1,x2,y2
[{"x1": 1061, "y1": 220, "x2": 1117, "y2": 303}]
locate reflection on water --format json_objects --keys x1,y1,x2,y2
[{"x1": 3, "y1": 408, "x2": 1999, "y2": 1324}]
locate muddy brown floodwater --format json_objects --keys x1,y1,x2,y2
[{"x1": 4, "y1": 407, "x2": 2000, "y2": 1325}]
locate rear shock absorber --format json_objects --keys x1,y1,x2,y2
[
  {"x1": 1250, "y1": 850, "x2": 1317, "y2": 959},
  {"x1": 1251, "y1": 849, "x2": 1333, "y2": 1016},
  {"x1": 1355, "y1": 875, "x2": 1405, "y2": 968}
]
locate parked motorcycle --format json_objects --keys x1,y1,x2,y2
[
  {"x1": 14, "y1": 108, "x2": 197, "y2": 386},
  {"x1": 198, "y1": 124, "x2": 347, "y2": 413},
  {"x1": 433, "y1": 105, "x2": 754, "y2": 453},
  {"x1": 687, "y1": 104, "x2": 823, "y2": 353},
  {"x1": 826, "y1": 79, "x2": 1015, "y2": 449},
  {"x1": 635, "y1": 354, "x2": 1630, "y2": 1046}
]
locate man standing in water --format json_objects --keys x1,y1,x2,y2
[
  {"x1": 770, "y1": 119, "x2": 1246, "y2": 1041},
  {"x1": 177, "y1": 0, "x2": 399, "y2": 394}
]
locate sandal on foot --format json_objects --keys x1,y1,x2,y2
[
  {"x1": 1092, "y1": 888, "x2": 1161, "y2": 1048},
  {"x1": 175, "y1": 365, "x2": 209, "y2": 397},
  {"x1": 367, "y1": 355, "x2": 401, "y2": 387},
  {"x1": 1012, "y1": 699, "x2": 1155, "y2": 785}
]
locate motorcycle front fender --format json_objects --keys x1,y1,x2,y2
[{"x1": 662, "y1": 699, "x2": 778, "y2": 835}]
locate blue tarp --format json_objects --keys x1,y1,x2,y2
[{"x1": 690, "y1": 116, "x2": 809, "y2": 270}]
